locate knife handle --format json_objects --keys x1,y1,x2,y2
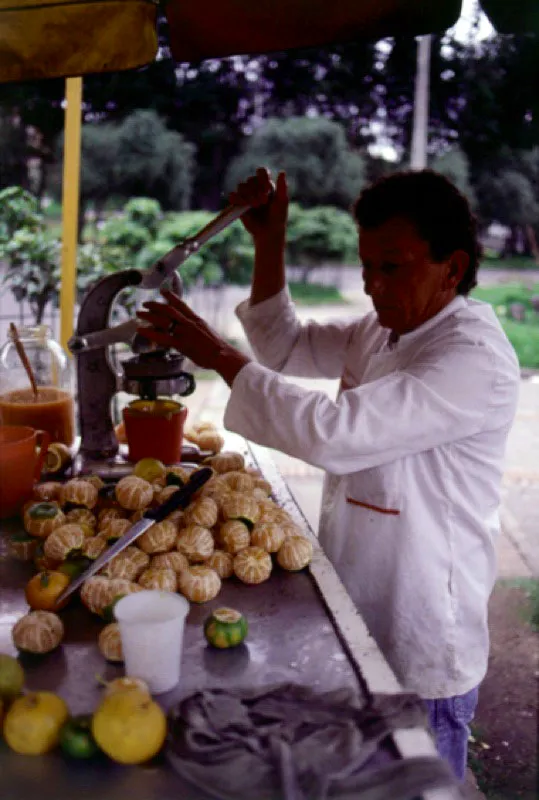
[{"x1": 144, "y1": 467, "x2": 213, "y2": 523}]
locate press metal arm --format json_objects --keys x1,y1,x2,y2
[{"x1": 68, "y1": 202, "x2": 251, "y2": 354}]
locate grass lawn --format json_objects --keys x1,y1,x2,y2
[
  {"x1": 482, "y1": 256, "x2": 539, "y2": 271},
  {"x1": 471, "y1": 283, "x2": 539, "y2": 369},
  {"x1": 288, "y1": 281, "x2": 347, "y2": 305}
]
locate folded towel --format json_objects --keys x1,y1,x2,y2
[{"x1": 166, "y1": 683, "x2": 458, "y2": 800}]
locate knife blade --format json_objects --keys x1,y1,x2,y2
[{"x1": 56, "y1": 466, "x2": 213, "y2": 605}]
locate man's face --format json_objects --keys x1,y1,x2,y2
[{"x1": 358, "y1": 216, "x2": 466, "y2": 336}]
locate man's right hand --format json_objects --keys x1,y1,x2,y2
[{"x1": 229, "y1": 167, "x2": 288, "y2": 246}]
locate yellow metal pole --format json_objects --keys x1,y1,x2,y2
[{"x1": 59, "y1": 76, "x2": 82, "y2": 352}]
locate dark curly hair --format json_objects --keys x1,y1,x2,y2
[{"x1": 352, "y1": 169, "x2": 481, "y2": 295}]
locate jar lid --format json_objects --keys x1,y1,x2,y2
[{"x1": 7, "y1": 324, "x2": 51, "y2": 341}]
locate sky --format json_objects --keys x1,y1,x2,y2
[{"x1": 450, "y1": 0, "x2": 495, "y2": 43}]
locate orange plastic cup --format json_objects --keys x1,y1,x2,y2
[
  {"x1": 0, "y1": 425, "x2": 51, "y2": 519},
  {"x1": 123, "y1": 400, "x2": 188, "y2": 465}
]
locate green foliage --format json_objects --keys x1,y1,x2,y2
[
  {"x1": 99, "y1": 217, "x2": 152, "y2": 252},
  {"x1": 0, "y1": 187, "x2": 59, "y2": 323},
  {"x1": 482, "y1": 255, "x2": 537, "y2": 270},
  {"x1": 0, "y1": 111, "x2": 29, "y2": 191},
  {"x1": 225, "y1": 117, "x2": 365, "y2": 209},
  {"x1": 137, "y1": 211, "x2": 255, "y2": 288},
  {"x1": 0, "y1": 186, "x2": 41, "y2": 238},
  {"x1": 286, "y1": 203, "x2": 358, "y2": 280},
  {"x1": 491, "y1": 319, "x2": 539, "y2": 369},
  {"x1": 136, "y1": 203, "x2": 357, "y2": 289},
  {"x1": 78, "y1": 122, "x2": 119, "y2": 211},
  {"x1": 0, "y1": 187, "x2": 143, "y2": 322},
  {"x1": 76, "y1": 242, "x2": 139, "y2": 316},
  {"x1": 472, "y1": 283, "x2": 538, "y2": 309},
  {"x1": 113, "y1": 111, "x2": 196, "y2": 210},
  {"x1": 288, "y1": 281, "x2": 347, "y2": 305},
  {"x1": 59, "y1": 110, "x2": 196, "y2": 216},
  {"x1": 429, "y1": 148, "x2": 476, "y2": 206},
  {"x1": 472, "y1": 282, "x2": 539, "y2": 369},
  {"x1": 124, "y1": 197, "x2": 162, "y2": 236},
  {"x1": 476, "y1": 168, "x2": 539, "y2": 228}
]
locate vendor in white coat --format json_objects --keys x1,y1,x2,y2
[{"x1": 138, "y1": 167, "x2": 520, "y2": 781}]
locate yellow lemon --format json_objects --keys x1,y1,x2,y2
[
  {"x1": 133, "y1": 457, "x2": 167, "y2": 484},
  {"x1": 92, "y1": 690, "x2": 166, "y2": 764},
  {"x1": 0, "y1": 654, "x2": 25, "y2": 702},
  {"x1": 44, "y1": 443, "x2": 72, "y2": 474},
  {"x1": 3, "y1": 691, "x2": 69, "y2": 755},
  {"x1": 100, "y1": 676, "x2": 151, "y2": 699}
]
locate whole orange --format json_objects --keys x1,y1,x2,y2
[{"x1": 25, "y1": 571, "x2": 71, "y2": 611}]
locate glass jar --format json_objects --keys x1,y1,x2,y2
[{"x1": 0, "y1": 325, "x2": 75, "y2": 446}]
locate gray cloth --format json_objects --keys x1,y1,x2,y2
[{"x1": 165, "y1": 683, "x2": 459, "y2": 800}]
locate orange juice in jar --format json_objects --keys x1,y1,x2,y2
[
  {"x1": 0, "y1": 386, "x2": 75, "y2": 446},
  {"x1": 0, "y1": 326, "x2": 75, "y2": 446}
]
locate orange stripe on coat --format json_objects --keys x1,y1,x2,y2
[{"x1": 346, "y1": 497, "x2": 400, "y2": 515}]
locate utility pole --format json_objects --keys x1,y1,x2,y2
[{"x1": 410, "y1": 35, "x2": 432, "y2": 169}]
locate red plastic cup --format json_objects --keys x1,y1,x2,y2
[{"x1": 123, "y1": 399, "x2": 188, "y2": 465}]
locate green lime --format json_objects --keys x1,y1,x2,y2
[
  {"x1": 166, "y1": 473, "x2": 184, "y2": 487},
  {"x1": 58, "y1": 557, "x2": 91, "y2": 581},
  {"x1": 100, "y1": 594, "x2": 126, "y2": 624},
  {"x1": 204, "y1": 608, "x2": 248, "y2": 649},
  {"x1": 28, "y1": 502, "x2": 60, "y2": 520},
  {"x1": 60, "y1": 714, "x2": 100, "y2": 759}
]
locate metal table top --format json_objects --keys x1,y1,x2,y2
[{"x1": 0, "y1": 435, "x2": 457, "y2": 800}]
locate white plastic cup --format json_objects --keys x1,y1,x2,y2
[{"x1": 114, "y1": 590, "x2": 190, "y2": 694}]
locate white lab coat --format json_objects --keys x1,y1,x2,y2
[{"x1": 224, "y1": 289, "x2": 520, "y2": 698}]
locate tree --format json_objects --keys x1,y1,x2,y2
[
  {"x1": 457, "y1": 34, "x2": 539, "y2": 173},
  {"x1": 55, "y1": 110, "x2": 196, "y2": 229},
  {"x1": 225, "y1": 117, "x2": 366, "y2": 209},
  {"x1": 113, "y1": 110, "x2": 196, "y2": 210},
  {"x1": 475, "y1": 167, "x2": 539, "y2": 257},
  {"x1": 0, "y1": 111, "x2": 29, "y2": 190},
  {"x1": 78, "y1": 122, "x2": 121, "y2": 221},
  {"x1": 429, "y1": 147, "x2": 476, "y2": 205},
  {"x1": 256, "y1": 41, "x2": 378, "y2": 142}
]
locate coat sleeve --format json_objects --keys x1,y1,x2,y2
[
  {"x1": 224, "y1": 336, "x2": 517, "y2": 474},
  {"x1": 235, "y1": 289, "x2": 360, "y2": 380}
]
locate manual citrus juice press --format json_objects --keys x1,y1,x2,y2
[{"x1": 68, "y1": 197, "x2": 258, "y2": 479}]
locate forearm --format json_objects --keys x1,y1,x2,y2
[
  {"x1": 213, "y1": 345, "x2": 251, "y2": 388},
  {"x1": 249, "y1": 238, "x2": 286, "y2": 307}
]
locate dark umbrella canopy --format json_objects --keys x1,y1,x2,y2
[
  {"x1": 164, "y1": 0, "x2": 461, "y2": 62},
  {"x1": 0, "y1": 0, "x2": 536, "y2": 84}
]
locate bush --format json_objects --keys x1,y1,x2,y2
[
  {"x1": 0, "y1": 187, "x2": 60, "y2": 323},
  {"x1": 99, "y1": 217, "x2": 152, "y2": 251},
  {"x1": 286, "y1": 204, "x2": 358, "y2": 281},
  {"x1": 139, "y1": 211, "x2": 256, "y2": 288},
  {"x1": 124, "y1": 198, "x2": 162, "y2": 236}
]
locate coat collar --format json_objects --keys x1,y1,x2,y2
[{"x1": 386, "y1": 296, "x2": 467, "y2": 350}]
